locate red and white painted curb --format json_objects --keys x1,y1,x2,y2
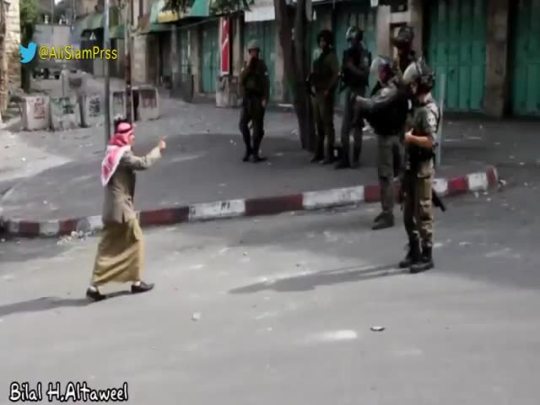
[{"x1": 2, "y1": 166, "x2": 499, "y2": 238}]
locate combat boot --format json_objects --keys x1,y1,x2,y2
[
  {"x1": 351, "y1": 147, "x2": 361, "y2": 167},
  {"x1": 372, "y1": 213, "x2": 394, "y2": 230},
  {"x1": 335, "y1": 157, "x2": 351, "y2": 170},
  {"x1": 399, "y1": 239, "x2": 421, "y2": 269},
  {"x1": 410, "y1": 246, "x2": 434, "y2": 274},
  {"x1": 242, "y1": 149, "x2": 252, "y2": 162}
]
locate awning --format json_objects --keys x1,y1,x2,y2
[
  {"x1": 244, "y1": 0, "x2": 274, "y2": 22},
  {"x1": 138, "y1": 9, "x2": 172, "y2": 34},
  {"x1": 87, "y1": 13, "x2": 104, "y2": 30},
  {"x1": 156, "y1": 0, "x2": 182, "y2": 23},
  {"x1": 188, "y1": 0, "x2": 211, "y2": 17},
  {"x1": 80, "y1": 7, "x2": 122, "y2": 32},
  {"x1": 72, "y1": 14, "x2": 92, "y2": 39},
  {"x1": 110, "y1": 24, "x2": 125, "y2": 39}
]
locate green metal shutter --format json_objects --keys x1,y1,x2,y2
[
  {"x1": 201, "y1": 21, "x2": 219, "y2": 93},
  {"x1": 427, "y1": 0, "x2": 487, "y2": 113},
  {"x1": 334, "y1": 4, "x2": 376, "y2": 108},
  {"x1": 243, "y1": 21, "x2": 276, "y2": 100},
  {"x1": 511, "y1": 0, "x2": 540, "y2": 116}
]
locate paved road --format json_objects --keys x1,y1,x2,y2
[{"x1": 1, "y1": 168, "x2": 539, "y2": 404}]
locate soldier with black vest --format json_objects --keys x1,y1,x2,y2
[
  {"x1": 239, "y1": 40, "x2": 270, "y2": 163},
  {"x1": 399, "y1": 59, "x2": 440, "y2": 273},
  {"x1": 335, "y1": 26, "x2": 370, "y2": 170},
  {"x1": 355, "y1": 56, "x2": 409, "y2": 230}
]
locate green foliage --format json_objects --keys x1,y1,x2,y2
[{"x1": 20, "y1": 0, "x2": 39, "y2": 43}]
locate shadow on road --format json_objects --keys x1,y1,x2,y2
[
  {"x1": 0, "y1": 291, "x2": 135, "y2": 317},
  {"x1": 230, "y1": 263, "x2": 406, "y2": 294}
]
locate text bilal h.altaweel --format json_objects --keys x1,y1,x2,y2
[{"x1": 9, "y1": 381, "x2": 129, "y2": 402}]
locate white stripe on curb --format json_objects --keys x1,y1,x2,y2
[
  {"x1": 303, "y1": 186, "x2": 365, "y2": 210},
  {"x1": 40, "y1": 221, "x2": 60, "y2": 237},
  {"x1": 467, "y1": 172, "x2": 489, "y2": 191},
  {"x1": 189, "y1": 199, "x2": 246, "y2": 221},
  {"x1": 432, "y1": 178, "x2": 449, "y2": 196}
]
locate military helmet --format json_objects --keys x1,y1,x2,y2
[
  {"x1": 403, "y1": 58, "x2": 435, "y2": 92},
  {"x1": 392, "y1": 25, "x2": 414, "y2": 49},
  {"x1": 247, "y1": 39, "x2": 260, "y2": 51},
  {"x1": 346, "y1": 26, "x2": 363, "y2": 42},
  {"x1": 317, "y1": 29, "x2": 334, "y2": 45},
  {"x1": 370, "y1": 55, "x2": 394, "y2": 77}
]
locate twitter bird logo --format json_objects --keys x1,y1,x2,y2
[{"x1": 19, "y1": 42, "x2": 37, "y2": 64}]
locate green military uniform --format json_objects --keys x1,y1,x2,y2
[
  {"x1": 402, "y1": 95, "x2": 439, "y2": 268},
  {"x1": 311, "y1": 48, "x2": 340, "y2": 162},
  {"x1": 239, "y1": 48, "x2": 270, "y2": 162}
]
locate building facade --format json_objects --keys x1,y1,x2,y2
[{"x1": 122, "y1": 0, "x2": 540, "y2": 118}]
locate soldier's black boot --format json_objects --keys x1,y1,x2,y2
[
  {"x1": 243, "y1": 148, "x2": 252, "y2": 162},
  {"x1": 399, "y1": 239, "x2": 421, "y2": 269},
  {"x1": 372, "y1": 213, "x2": 395, "y2": 230},
  {"x1": 410, "y1": 246, "x2": 434, "y2": 274},
  {"x1": 335, "y1": 157, "x2": 350, "y2": 169},
  {"x1": 252, "y1": 136, "x2": 267, "y2": 163},
  {"x1": 352, "y1": 147, "x2": 361, "y2": 167}
]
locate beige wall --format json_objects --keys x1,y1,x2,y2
[
  {"x1": 485, "y1": 0, "x2": 510, "y2": 118},
  {"x1": 6, "y1": 0, "x2": 21, "y2": 89}
]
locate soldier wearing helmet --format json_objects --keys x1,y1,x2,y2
[
  {"x1": 335, "y1": 26, "x2": 371, "y2": 170},
  {"x1": 239, "y1": 39, "x2": 270, "y2": 163},
  {"x1": 392, "y1": 25, "x2": 417, "y2": 79},
  {"x1": 354, "y1": 55, "x2": 409, "y2": 230},
  {"x1": 309, "y1": 29, "x2": 340, "y2": 164},
  {"x1": 399, "y1": 59, "x2": 440, "y2": 273}
]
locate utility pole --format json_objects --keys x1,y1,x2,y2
[
  {"x1": 104, "y1": 0, "x2": 111, "y2": 142},
  {"x1": 124, "y1": 0, "x2": 132, "y2": 122}
]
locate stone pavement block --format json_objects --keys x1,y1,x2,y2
[
  {"x1": 80, "y1": 94, "x2": 104, "y2": 128},
  {"x1": 50, "y1": 96, "x2": 81, "y2": 131},
  {"x1": 20, "y1": 96, "x2": 50, "y2": 130},
  {"x1": 135, "y1": 86, "x2": 160, "y2": 121}
]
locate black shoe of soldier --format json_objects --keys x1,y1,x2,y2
[
  {"x1": 335, "y1": 160, "x2": 351, "y2": 170},
  {"x1": 242, "y1": 151, "x2": 252, "y2": 162},
  {"x1": 322, "y1": 157, "x2": 336, "y2": 165},
  {"x1": 372, "y1": 214, "x2": 395, "y2": 230},
  {"x1": 311, "y1": 155, "x2": 324, "y2": 163},
  {"x1": 410, "y1": 247, "x2": 434, "y2": 274},
  {"x1": 399, "y1": 242, "x2": 421, "y2": 269},
  {"x1": 252, "y1": 155, "x2": 267, "y2": 163}
]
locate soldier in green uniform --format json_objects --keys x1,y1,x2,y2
[
  {"x1": 335, "y1": 26, "x2": 371, "y2": 169},
  {"x1": 239, "y1": 40, "x2": 270, "y2": 163},
  {"x1": 309, "y1": 29, "x2": 340, "y2": 164},
  {"x1": 399, "y1": 59, "x2": 440, "y2": 273}
]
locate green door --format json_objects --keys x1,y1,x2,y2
[
  {"x1": 201, "y1": 22, "x2": 218, "y2": 93},
  {"x1": 427, "y1": 0, "x2": 487, "y2": 113},
  {"x1": 511, "y1": 0, "x2": 540, "y2": 116},
  {"x1": 243, "y1": 21, "x2": 276, "y2": 100},
  {"x1": 334, "y1": 4, "x2": 376, "y2": 107}
]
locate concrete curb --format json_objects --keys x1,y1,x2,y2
[{"x1": 1, "y1": 166, "x2": 499, "y2": 238}]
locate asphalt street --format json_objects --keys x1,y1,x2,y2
[{"x1": 1, "y1": 167, "x2": 539, "y2": 404}]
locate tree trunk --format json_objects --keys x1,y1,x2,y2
[{"x1": 274, "y1": 0, "x2": 315, "y2": 151}]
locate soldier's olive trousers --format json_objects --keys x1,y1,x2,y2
[
  {"x1": 239, "y1": 96, "x2": 265, "y2": 154},
  {"x1": 313, "y1": 93, "x2": 335, "y2": 159},
  {"x1": 340, "y1": 89, "x2": 363, "y2": 163},
  {"x1": 377, "y1": 134, "x2": 403, "y2": 215},
  {"x1": 402, "y1": 161, "x2": 434, "y2": 248}
]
